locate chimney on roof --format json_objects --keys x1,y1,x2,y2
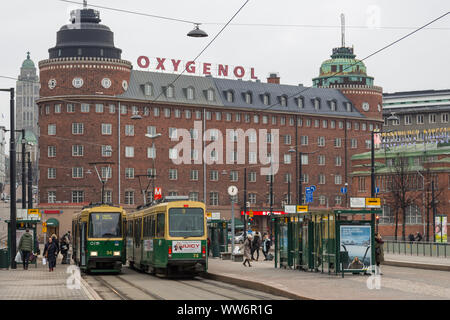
[{"x1": 267, "y1": 72, "x2": 280, "y2": 84}]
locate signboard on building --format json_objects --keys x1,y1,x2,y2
[
  {"x1": 212, "y1": 212, "x2": 221, "y2": 220},
  {"x1": 350, "y1": 197, "x2": 366, "y2": 208},
  {"x1": 154, "y1": 187, "x2": 162, "y2": 200},
  {"x1": 365, "y1": 198, "x2": 381, "y2": 208},
  {"x1": 27, "y1": 209, "x2": 40, "y2": 221},
  {"x1": 284, "y1": 205, "x2": 296, "y2": 214},
  {"x1": 297, "y1": 205, "x2": 309, "y2": 213}
]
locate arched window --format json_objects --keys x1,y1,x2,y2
[{"x1": 280, "y1": 96, "x2": 287, "y2": 107}]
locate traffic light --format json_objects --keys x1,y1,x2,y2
[{"x1": 376, "y1": 215, "x2": 380, "y2": 222}]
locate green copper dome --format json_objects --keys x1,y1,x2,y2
[
  {"x1": 21, "y1": 52, "x2": 35, "y2": 69},
  {"x1": 312, "y1": 47, "x2": 374, "y2": 87}
]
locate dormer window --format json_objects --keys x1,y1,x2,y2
[
  {"x1": 166, "y1": 85, "x2": 174, "y2": 98},
  {"x1": 144, "y1": 83, "x2": 153, "y2": 96},
  {"x1": 280, "y1": 96, "x2": 287, "y2": 107},
  {"x1": 346, "y1": 102, "x2": 352, "y2": 112},
  {"x1": 313, "y1": 98, "x2": 320, "y2": 110},
  {"x1": 330, "y1": 100, "x2": 336, "y2": 111},
  {"x1": 297, "y1": 96, "x2": 304, "y2": 109},
  {"x1": 187, "y1": 87, "x2": 195, "y2": 100},
  {"x1": 207, "y1": 89, "x2": 215, "y2": 101},
  {"x1": 263, "y1": 94, "x2": 270, "y2": 106},
  {"x1": 226, "y1": 90, "x2": 234, "y2": 102},
  {"x1": 245, "y1": 92, "x2": 252, "y2": 104}
]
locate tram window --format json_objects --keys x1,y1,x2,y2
[
  {"x1": 156, "y1": 213, "x2": 165, "y2": 237},
  {"x1": 150, "y1": 216, "x2": 155, "y2": 237},
  {"x1": 88, "y1": 212, "x2": 121, "y2": 238},
  {"x1": 169, "y1": 208, "x2": 204, "y2": 237}
]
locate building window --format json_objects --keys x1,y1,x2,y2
[
  {"x1": 153, "y1": 107, "x2": 160, "y2": 117},
  {"x1": 318, "y1": 174, "x2": 325, "y2": 184},
  {"x1": 209, "y1": 192, "x2": 219, "y2": 206},
  {"x1": 190, "y1": 170, "x2": 199, "y2": 181},
  {"x1": 210, "y1": 170, "x2": 218, "y2": 181},
  {"x1": 254, "y1": 115, "x2": 259, "y2": 124},
  {"x1": 319, "y1": 196, "x2": 326, "y2": 206},
  {"x1": 284, "y1": 154, "x2": 291, "y2": 164},
  {"x1": 124, "y1": 191, "x2": 134, "y2": 205},
  {"x1": 216, "y1": 112, "x2": 222, "y2": 121},
  {"x1": 429, "y1": 113, "x2": 437, "y2": 124},
  {"x1": 103, "y1": 190, "x2": 112, "y2": 203},
  {"x1": 125, "y1": 146, "x2": 134, "y2": 158},
  {"x1": 280, "y1": 117, "x2": 286, "y2": 126},
  {"x1": 335, "y1": 175, "x2": 342, "y2": 185},
  {"x1": 358, "y1": 177, "x2": 366, "y2": 192},
  {"x1": 335, "y1": 156, "x2": 342, "y2": 166},
  {"x1": 101, "y1": 167, "x2": 112, "y2": 180},
  {"x1": 226, "y1": 90, "x2": 234, "y2": 102},
  {"x1": 271, "y1": 116, "x2": 277, "y2": 125},
  {"x1": 185, "y1": 109, "x2": 192, "y2": 119},
  {"x1": 207, "y1": 89, "x2": 214, "y2": 101},
  {"x1": 186, "y1": 87, "x2": 194, "y2": 100},
  {"x1": 297, "y1": 97, "x2": 304, "y2": 109},
  {"x1": 334, "y1": 138, "x2": 342, "y2": 147},
  {"x1": 318, "y1": 136, "x2": 325, "y2": 147},
  {"x1": 249, "y1": 152, "x2": 257, "y2": 164},
  {"x1": 318, "y1": 155, "x2": 325, "y2": 165},
  {"x1": 164, "y1": 108, "x2": 171, "y2": 118},
  {"x1": 102, "y1": 145, "x2": 112, "y2": 157},
  {"x1": 322, "y1": 120, "x2": 328, "y2": 128},
  {"x1": 263, "y1": 94, "x2": 270, "y2": 105},
  {"x1": 144, "y1": 83, "x2": 153, "y2": 96},
  {"x1": 72, "y1": 123, "x2": 83, "y2": 135},
  {"x1": 354, "y1": 122, "x2": 359, "y2": 130},
  {"x1": 95, "y1": 104, "x2": 104, "y2": 113},
  {"x1": 235, "y1": 113, "x2": 241, "y2": 122},
  {"x1": 284, "y1": 135, "x2": 291, "y2": 145},
  {"x1": 54, "y1": 104, "x2": 61, "y2": 113},
  {"x1": 125, "y1": 168, "x2": 135, "y2": 179},
  {"x1": 48, "y1": 168, "x2": 56, "y2": 179},
  {"x1": 314, "y1": 98, "x2": 320, "y2": 110},
  {"x1": 301, "y1": 154, "x2": 309, "y2": 165},
  {"x1": 72, "y1": 167, "x2": 83, "y2": 178},
  {"x1": 249, "y1": 193, "x2": 256, "y2": 204},
  {"x1": 285, "y1": 173, "x2": 292, "y2": 183},
  {"x1": 189, "y1": 192, "x2": 199, "y2": 202},
  {"x1": 314, "y1": 119, "x2": 319, "y2": 128},
  {"x1": 244, "y1": 114, "x2": 250, "y2": 123},
  {"x1": 48, "y1": 191, "x2": 56, "y2": 203},
  {"x1": 72, "y1": 191, "x2": 84, "y2": 203},
  {"x1": 109, "y1": 104, "x2": 115, "y2": 113},
  {"x1": 441, "y1": 113, "x2": 449, "y2": 123},
  {"x1": 102, "y1": 123, "x2": 112, "y2": 135},
  {"x1": 230, "y1": 171, "x2": 238, "y2": 182},
  {"x1": 206, "y1": 111, "x2": 211, "y2": 120},
  {"x1": 147, "y1": 126, "x2": 156, "y2": 136},
  {"x1": 330, "y1": 100, "x2": 336, "y2": 111},
  {"x1": 365, "y1": 140, "x2": 372, "y2": 149},
  {"x1": 169, "y1": 169, "x2": 178, "y2": 180},
  {"x1": 404, "y1": 115, "x2": 412, "y2": 125},
  {"x1": 48, "y1": 146, "x2": 56, "y2": 157},
  {"x1": 406, "y1": 204, "x2": 422, "y2": 224},
  {"x1": 339, "y1": 121, "x2": 344, "y2": 129},
  {"x1": 72, "y1": 145, "x2": 83, "y2": 157},
  {"x1": 166, "y1": 85, "x2": 174, "y2": 98},
  {"x1": 169, "y1": 127, "x2": 177, "y2": 140},
  {"x1": 248, "y1": 171, "x2": 257, "y2": 182},
  {"x1": 280, "y1": 96, "x2": 287, "y2": 107},
  {"x1": 45, "y1": 105, "x2": 50, "y2": 114},
  {"x1": 346, "y1": 102, "x2": 352, "y2": 112},
  {"x1": 48, "y1": 124, "x2": 56, "y2": 135},
  {"x1": 351, "y1": 138, "x2": 358, "y2": 149},
  {"x1": 245, "y1": 92, "x2": 252, "y2": 104},
  {"x1": 195, "y1": 110, "x2": 202, "y2": 119},
  {"x1": 169, "y1": 148, "x2": 178, "y2": 160},
  {"x1": 335, "y1": 196, "x2": 342, "y2": 206},
  {"x1": 67, "y1": 104, "x2": 75, "y2": 113},
  {"x1": 301, "y1": 136, "x2": 308, "y2": 146},
  {"x1": 302, "y1": 173, "x2": 309, "y2": 183},
  {"x1": 81, "y1": 104, "x2": 90, "y2": 113}
]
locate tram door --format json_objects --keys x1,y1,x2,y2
[{"x1": 80, "y1": 222, "x2": 86, "y2": 267}]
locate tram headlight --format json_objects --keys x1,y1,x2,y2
[
  {"x1": 113, "y1": 251, "x2": 121, "y2": 256},
  {"x1": 90, "y1": 251, "x2": 98, "y2": 257}
]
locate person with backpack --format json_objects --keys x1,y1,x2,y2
[{"x1": 18, "y1": 229, "x2": 33, "y2": 270}]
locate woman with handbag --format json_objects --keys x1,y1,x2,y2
[{"x1": 43, "y1": 237, "x2": 58, "y2": 272}]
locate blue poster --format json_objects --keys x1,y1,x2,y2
[{"x1": 340, "y1": 225, "x2": 372, "y2": 271}]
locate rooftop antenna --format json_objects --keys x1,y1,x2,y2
[{"x1": 340, "y1": 13, "x2": 345, "y2": 47}]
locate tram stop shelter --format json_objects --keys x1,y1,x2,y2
[
  {"x1": 273, "y1": 209, "x2": 381, "y2": 277},
  {"x1": 3, "y1": 220, "x2": 40, "y2": 269},
  {"x1": 207, "y1": 219, "x2": 228, "y2": 258}
]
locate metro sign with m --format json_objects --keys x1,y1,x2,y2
[{"x1": 154, "y1": 187, "x2": 162, "y2": 200}]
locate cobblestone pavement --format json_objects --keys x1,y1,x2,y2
[
  {"x1": 207, "y1": 257, "x2": 450, "y2": 300},
  {"x1": 0, "y1": 261, "x2": 91, "y2": 300}
]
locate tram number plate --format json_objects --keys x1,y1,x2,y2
[{"x1": 172, "y1": 241, "x2": 201, "y2": 253}]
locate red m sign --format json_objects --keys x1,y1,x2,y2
[{"x1": 154, "y1": 187, "x2": 162, "y2": 200}]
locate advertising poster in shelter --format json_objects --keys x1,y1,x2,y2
[
  {"x1": 340, "y1": 225, "x2": 372, "y2": 271},
  {"x1": 435, "y1": 216, "x2": 447, "y2": 243}
]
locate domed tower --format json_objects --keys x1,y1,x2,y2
[
  {"x1": 312, "y1": 14, "x2": 383, "y2": 121},
  {"x1": 38, "y1": 3, "x2": 132, "y2": 97}
]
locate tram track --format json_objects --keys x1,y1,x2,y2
[{"x1": 91, "y1": 275, "x2": 130, "y2": 300}]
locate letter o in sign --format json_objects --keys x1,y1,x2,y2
[
  {"x1": 137, "y1": 56, "x2": 150, "y2": 68},
  {"x1": 233, "y1": 66, "x2": 245, "y2": 78}
]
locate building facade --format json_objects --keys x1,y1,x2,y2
[
  {"x1": 36, "y1": 6, "x2": 384, "y2": 237},
  {"x1": 382, "y1": 89, "x2": 450, "y2": 134}
]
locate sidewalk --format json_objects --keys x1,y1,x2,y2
[
  {"x1": 0, "y1": 257, "x2": 93, "y2": 300},
  {"x1": 206, "y1": 254, "x2": 450, "y2": 300}
]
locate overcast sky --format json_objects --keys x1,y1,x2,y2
[{"x1": 0, "y1": 0, "x2": 449, "y2": 137}]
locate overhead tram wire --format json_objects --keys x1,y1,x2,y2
[{"x1": 257, "y1": 11, "x2": 450, "y2": 113}]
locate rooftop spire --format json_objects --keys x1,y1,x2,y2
[
  {"x1": 83, "y1": 0, "x2": 87, "y2": 9},
  {"x1": 340, "y1": 13, "x2": 345, "y2": 47}
]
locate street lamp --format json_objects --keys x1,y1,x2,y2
[
  {"x1": 187, "y1": 23, "x2": 208, "y2": 38},
  {"x1": 0, "y1": 87, "x2": 17, "y2": 269}
]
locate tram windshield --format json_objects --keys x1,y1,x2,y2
[
  {"x1": 169, "y1": 208, "x2": 204, "y2": 237},
  {"x1": 88, "y1": 212, "x2": 122, "y2": 238}
]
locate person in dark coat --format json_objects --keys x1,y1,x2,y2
[
  {"x1": 18, "y1": 229, "x2": 33, "y2": 270},
  {"x1": 51, "y1": 234, "x2": 60, "y2": 262},
  {"x1": 60, "y1": 235, "x2": 70, "y2": 264},
  {"x1": 262, "y1": 233, "x2": 271, "y2": 260},
  {"x1": 375, "y1": 232, "x2": 384, "y2": 275},
  {"x1": 251, "y1": 231, "x2": 261, "y2": 261},
  {"x1": 415, "y1": 232, "x2": 423, "y2": 242},
  {"x1": 43, "y1": 237, "x2": 58, "y2": 272},
  {"x1": 408, "y1": 233, "x2": 415, "y2": 242}
]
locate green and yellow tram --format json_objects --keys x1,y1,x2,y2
[
  {"x1": 126, "y1": 198, "x2": 207, "y2": 276},
  {"x1": 72, "y1": 204, "x2": 127, "y2": 273}
]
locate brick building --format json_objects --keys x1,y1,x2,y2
[
  {"x1": 36, "y1": 6, "x2": 383, "y2": 237},
  {"x1": 351, "y1": 143, "x2": 450, "y2": 241}
]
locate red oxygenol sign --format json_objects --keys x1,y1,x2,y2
[{"x1": 137, "y1": 56, "x2": 258, "y2": 80}]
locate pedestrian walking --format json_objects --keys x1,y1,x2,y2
[
  {"x1": 251, "y1": 231, "x2": 261, "y2": 261},
  {"x1": 43, "y1": 237, "x2": 58, "y2": 272},
  {"x1": 18, "y1": 229, "x2": 33, "y2": 270},
  {"x1": 408, "y1": 233, "x2": 415, "y2": 242},
  {"x1": 262, "y1": 233, "x2": 272, "y2": 260},
  {"x1": 242, "y1": 234, "x2": 253, "y2": 267},
  {"x1": 60, "y1": 235, "x2": 70, "y2": 264},
  {"x1": 51, "y1": 234, "x2": 60, "y2": 263},
  {"x1": 415, "y1": 232, "x2": 423, "y2": 242},
  {"x1": 375, "y1": 232, "x2": 384, "y2": 275}
]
